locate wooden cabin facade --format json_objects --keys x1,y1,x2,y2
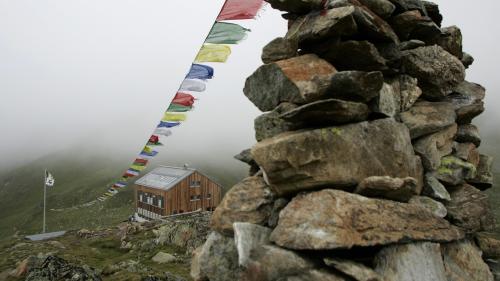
[{"x1": 134, "y1": 166, "x2": 222, "y2": 220}]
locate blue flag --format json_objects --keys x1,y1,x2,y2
[
  {"x1": 186, "y1": 64, "x2": 214, "y2": 80},
  {"x1": 157, "y1": 121, "x2": 180, "y2": 128}
]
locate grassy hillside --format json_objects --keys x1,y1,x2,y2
[{"x1": 0, "y1": 146, "x2": 248, "y2": 240}]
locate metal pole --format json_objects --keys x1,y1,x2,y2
[{"x1": 43, "y1": 169, "x2": 46, "y2": 233}]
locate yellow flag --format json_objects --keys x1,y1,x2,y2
[
  {"x1": 143, "y1": 146, "x2": 153, "y2": 154},
  {"x1": 163, "y1": 113, "x2": 187, "y2": 122},
  {"x1": 195, "y1": 44, "x2": 231, "y2": 63},
  {"x1": 130, "y1": 165, "x2": 146, "y2": 171}
]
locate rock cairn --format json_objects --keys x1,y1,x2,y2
[{"x1": 191, "y1": 0, "x2": 498, "y2": 280}]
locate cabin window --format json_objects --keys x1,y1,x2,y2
[
  {"x1": 206, "y1": 193, "x2": 212, "y2": 199},
  {"x1": 173, "y1": 210, "x2": 177, "y2": 214},
  {"x1": 190, "y1": 180, "x2": 201, "y2": 187},
  {"x1": 158, "y1": 199, "x2": 162, "y2": 208},
  {"x1": 190, "y1": 195, "x2": 202, "y2": 201}
]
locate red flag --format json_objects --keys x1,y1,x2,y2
[
  {"x1": 134, "y1": 158, "x2": 148, "y2": 165},
  {"x1": 217, "y1": 0, "x2": 264, "y2": 21},
  {"x1": 149, "y1": 135, "x2": 159, "y2": 144},
  {"x1": 172, "y1": 92, "x2": 195, "y2": 107}
]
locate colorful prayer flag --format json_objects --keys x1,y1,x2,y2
[
  {"x1": 180, "y1": 79, "x2": 206, "y2": 92},
  {"x1": 217, "y1": 0, "x2": 264, "y2": 21},
  {"x1": 186, "y1": 64, "x2": 214, "y2": 80},
  {"x1": 130, "y1": 164, "x2": 146, "y2": 171},
  {"x1": 168, "y1": 103, "x2": 192, "y2": 112},
  {"x1": 133, "y1": 159, "x2": 148, "y2": 166},
  {"x1": 163, "y1": 113, "x2": 187, "y2": 122},
  {"x1": 124, "y1": 169, "x2": 140, "y2": 177},
  {"x1": 113, "y1": 182, "x2": 126, "y2": 188},
  {"x1": 157, "y1": 121, "x2": 180, "y2": 128},
  {"x1": 154, "y1": 127, "x2": 172, "y2": 136},
  {"x1": 195, "y1": 44, "x2": 231, "y2": 63},
  {"x1": 206, "y1": 22, "x2": 250, "y2": 44},
  {"x1": 172, "y1": 92, "x2": 195, "y2": 106}
]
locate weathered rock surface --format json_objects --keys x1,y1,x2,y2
[
  {"x1": 374, "y1": 242, "x2": 448, "y2": 281},
  {"x1": 270, "y1": 189, "x2": 463, "y2": 250},
  {"x1": 399, "y1": 39, "x2": 426, "y2": 50},
  {"x1": 151, "y1": 252, "x2": 177, "y2": 264},
  {"x1": 445, "y1": 183, "x2": 495, "y2": 233},
  {"x1": 267, "y1": 198, "x2": 289, "y2": 228},
  {"x1": 355, "y1": 176, "x2": 419, "y2": 202},
  {"x1": 314, "y1": 40, "x2": 387, "y2": 71},
  {"x1": 434, "y1": 26, "x2": 463, "y2": 59},
  {"x1": 191, "y1": 232, "x2": 240, "y2": 281},
  {"x1": 399, "y1": 101, "x2": 456, "y2": 139},
  {"x1": 387, "y1": 0, "x2": 427, "y2": 14},
  {"x1": 445, "y1": 81, "x2": 486, "y2": 124},
  {"x1": 409, "y1": 196, "x2": 447, "y2": 218},
  {"x1": 461, "y1": 52, "x2": 474, "y2": 68},
  {"x1": 370, "y1": 82, "x2": 400, "y2": 117},
  {"x1": 211, "y1": 177, "x2": 274, "y2": 234},
  {"x1": 280, "y1": 98, "x2": 370, "y2": 126},
  {"x1": 324, "y1": 258, "x2": 383, "y2": 281},
  {"x1": 25, "y1": 256, "x2": 101, "y2": 281},
  {"x1": 396, "y1": 74, "x2": 422, "y2": 111},
  {"x1": 413, "y1": 123, "x2": 457, "y2": 171},
  {"x1": 390, "y1": 10, "x2": 441, "y2": 41},
  {"x1": 456, "y1": 124, "x2": 481, "y2": 147},
  {"x1": 401, "y1": 45, "x2": 465, "y2": 99},
  {"x1": 433, "y1": 156, "x2": 477, "y2": 186},
  {"x1": 262, "y1": 37, "x2": 298, "y2": 64},
  {"x1": 265, "y1": 0, "x2": 325, "y2": 14},
  {"x1": 327, "y1": 71, "x2": 384, "y2": 102},
  {"x1": 476, "y1": 233, "x2": 500, "y2": 259},
  {"x1": 357, "y1": 0, "x2": 395, "y2": 19},
  {"x1": 252, "y1": 118, "x2": 423, "y2": 195},
  {"x1": 468, "y1": 154, "x2": 494, "y2": 190},
  {"x1": 244, "y1": 54, "x2": 337, "y2": 111},
  {"x1": 453, "y1": 142, "x2": 480, "y2": 168},
  {"x1": 423, "y1": 1, "x2": 443, "y2": 26},
  {"x1": 255, "y1": 103, "x2": 299, "y2": 141},
  {"x1": 233, "y1": 223, "x2": 271, "y2": 267},
  {"x1": 286, "y1": 6, "x2": 358, "y2": 45},
  {"x1": 353, "y1": 6, "x2": 400, "y2": 43},
  {"x1": 442, "y1": 240, "x2": 494, "y2": 281},
  {"x1": 423, "y1": 173, "x2": 451, "y2": 201}
]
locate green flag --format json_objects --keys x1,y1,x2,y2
[{"x1": 206, "y1": 22, "x2": 250, "y2": 44}]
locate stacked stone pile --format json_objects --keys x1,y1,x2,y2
[{"x1": 191, "y1": 0, "x2": 498, "y2": 280}]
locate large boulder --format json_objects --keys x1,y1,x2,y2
[
  {"x1": 455, "y1": 124, "x2": 481, "y2": 147},
  {"x1": 190, "y1": 232, "x2": 240, "y2": 281},
  {"x1": 233, "y1": 223, "x2": 272, "y2": 267},
  {"x1": 392, "y1": 74, "x2": 422, "y2": 112},
  {"x1": 357, "y1": 0, "x2": 395, "y2": 19},
  {"x1": 313, "y1": 40, "x2": 387, "y2": 71},
  {"x1": 286, "y1": 6, "x2": 358, "y2": 45},
  {"x1": 374, "y1": 242, "x2": 448, "y2": 281},
  {"x1": 442, "y1": 240, "x2": 494, "y2": 281},
  {"x1": 244, "y1": 54, "x2": 337, "y2": 111},
  {"x1": 327, "y1": 70, "x2": 384, "y2": 102},
  {"x1": 265, "y1": 0, "x2": 325, "y2": 14},
  {"x1": 413, "y1": 123, "x2": 457, "y2": 171},
  {"x1": 433, "y1": 156, "x2": 477, "y2": 186},
  {"x1": 452, "y1": 142, "x2": 480, "y2": 168},
  {"x1": 398, "y1": 101, "x2": 456, "y2": 139},
  {"x1": 433, "y1": 26, "x2": 463, "y2": 59},
  {"x1": 255, "y1": 103, "x2": 299, "y2": 142},
  {"x1": 401, "y1": 45, "x2": 466, "y2": 99},
  {"x1": 409, "y1": 196, "x2": 448, "y2": 218},
  {"x1": 423, "y1": 0, "x2": 443, "y2": 26},
  {"x1": 444, "y1": 81, "x2": 486, "y2": 124},
  {"x1": 251, "y1": 118, "x2": 423, "y2": 195},
  {"x1": 390, "y1": 10, "x2": 441, "y2": 42},
  {"x1": 387, "y1": 0, "x2": 427, "y2": 14},
  {"x1": 280, "y1": 98, "x2": 370, "y2": 126},
  {"x1": 210, "y1": 177, "x2": 274, "y2": 234},
  {"x1": 354, "y1": 176, "x2": 420, "y2": 202},
  {"x1": 261, "y1": 37, "x2": 298, "y2": 64},
  {"x1": 270, "y1": 189, "x2": 463, "y2": 250},
  {"x1": 444, "y1": 183, "x2": 496, "y2": 233}
]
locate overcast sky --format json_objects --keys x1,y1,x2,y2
[{"x1": 0, "y1": 0, "x2": 498, "y2": 172}]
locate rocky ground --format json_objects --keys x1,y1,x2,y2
[{"x1": 0, "y1": 212, "x2": 210, "y2": 281}]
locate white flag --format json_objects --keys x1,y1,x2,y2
[{"x1": 45, "y1": 171, "x2": 55, "y2": 187}]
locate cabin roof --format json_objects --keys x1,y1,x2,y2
[{"x1": 134, "y1": 166, "x2": 195, "y2": 191}]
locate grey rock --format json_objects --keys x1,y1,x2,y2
[
  {"x1": 387, "y1": 0, "x2": 428, "y2": 15},
  {"x1": 151, "y1": 252, "x2": 177, "y2": 264},
  {"x1": 390, "y1": 10, "x2": 441, "y2": 42},
  {"x1": 399, "y1": 39, "x2": 426, "y2": 51},
  {"x1": 395, "y1": 74, "x2": 422, "y2": 111},
  {"x1": 268, "y1": 198, "x2": 289, "y2": 228},
  {"x1": 423, "y1": 173, "x2": 451, "y2": 201},
  {"x1": 452, "y1": 142, "x2": 480, "y2": 167},
  {"x1": 413, "y1": 124, "x2": 457, "y2": 171},
  {"x1": 409, "y1": 196, "x2": 447, "y2": 218},
  {"x1": 328, "y1": 71, "x2": 384, "y2": 102},
  {"x1": 324, "y1": 258, "x2": 383, "y2": 281},
  {"x1": 251, "y1": 118, "x2": 423, "y2": 196},
  {"x1": 399, "y1": 101, "x2": 456, "y2": 139},
  {"x1": 433, "y1": 155, "x2": 477, "y2": 186},
  {"x1": 461, "y1": 52, "x2": 474, "y2": 68},
  {"x1": 476, "y1": 233, "x2": 500, "y2": 259},
  {"x1": 355, "y1": 176, "x2": 419, "y2": 202},
  {"x1": 244, "y1": 54, "x2": 337, "y2": 111},
  {"x1": 442, "y1": 240, "x2": 494, "y2": 281},
  {"x1": 353, "y1": 6, "x2": 400, "y2": 43},
  {"x1": 265, "y1": 0, "x2": 325, "y2": 13},
  {"x1": 358, "y1": 0, "x2": 396, "y2": 18},
  {"x1": 314, "y1": 40, "x2": 387, "y2": 71},
  {"x1": 375, "y1": 242, "x2": 447, "y2": 281},
  {"x1": 286, "y1": 6, "x2": 358, "y2": 45},
  {"x1": 370, "y1": 82, "x2": 401, "y2": 117},
  {"x1": 445, "y1": 81, "x2": 486, "y2": 124},
  {"x1": 233, "y1": 223, "x2": 271, "y2": 267},
  {"x1": 445, "y1": 183, "x2": 496, "y2": 233},
  {"x1": 255, "y1": 103, "x2": 299, "y2": 142},
  {"x1": 401, "y1": 45, "x2": 465, "y2": 99},
  {"x1": 25, "y1": 256, "x2": 101, "y2": 281},
  {"x1": 456, "y1": 124, "x2": 481, "y2": 147},
  {"x1": 423, "y1": 1, "x2": 443, "y2": 26},
  {"x1": 280, "y1": 98, "x2": 370, "y2": 126},
  {"x1": 191, "y1": 232, "x2": 240, "y2": 281},
  {"x1": 282, "y1": 269, "x2": 348, "y2": 281},
  {"x1": 434, "y1": 26, "x2": 463, "y2": 59},
  {"x1": 468, "y1": 154, "x2": 494, "y2": 190},
  {"x1": 210, "y1": 177, "x2": 274, "y2": 234},
  {"x1": 270, "y1": 189, "x2": 463, "y2": 250},
  {"x1": 262, "y1": 37, "x2": 298, "y2": 64},
  {"x1": 234, "y1": 149, "x2": 255, "y2": 165}
]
